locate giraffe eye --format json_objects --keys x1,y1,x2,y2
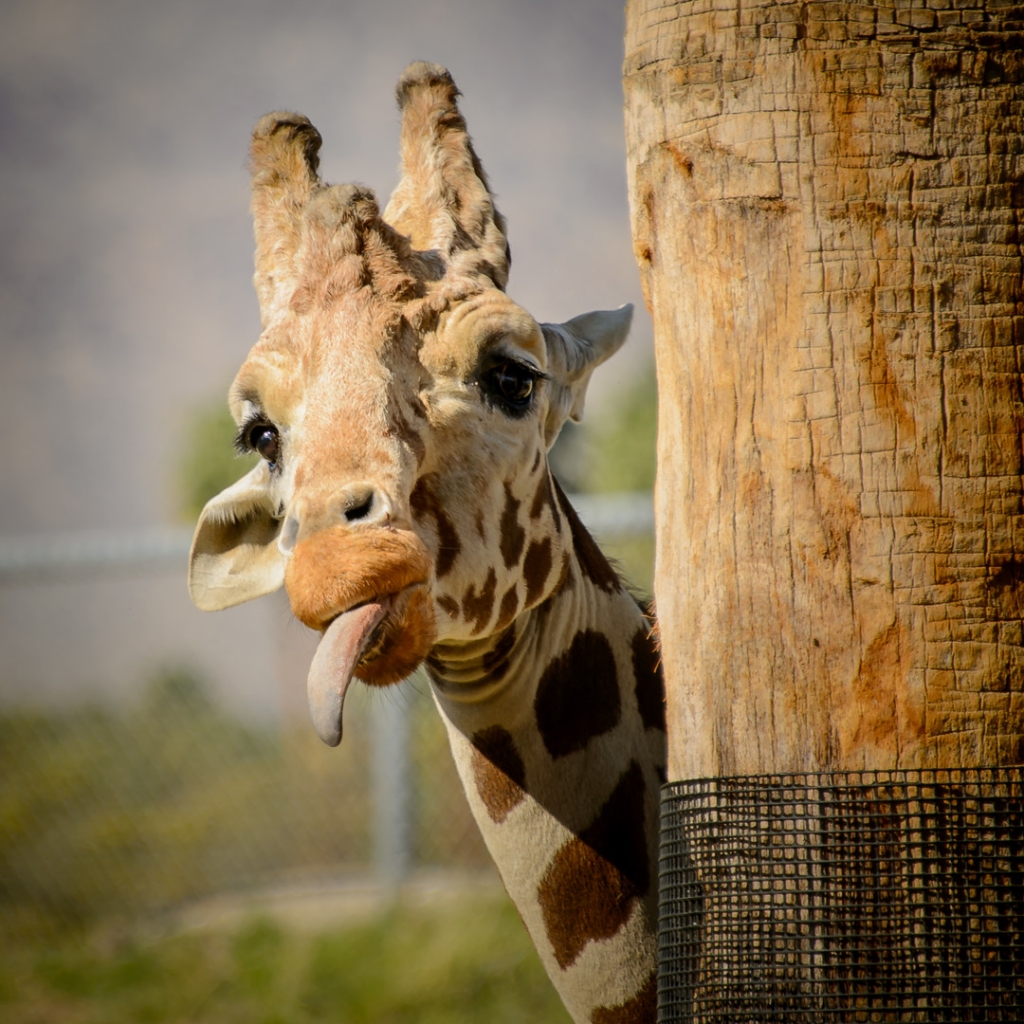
[
  {"x1": 485, "y1": 362, "x2": 537, "y2": 415},
  {"x1": 252, "y1": 425, "x2": 280, "y2": 463},
  {"x1": 237, "y1": 418, "x2": 281, "y2": 467}
]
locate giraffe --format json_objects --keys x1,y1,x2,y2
[{"x1": 188, "y1": 63, "x2": 666, "y2": 1024}]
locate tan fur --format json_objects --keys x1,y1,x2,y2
[{"x1": 188, "y1": 64, "x2": 660, "y2": 1024}]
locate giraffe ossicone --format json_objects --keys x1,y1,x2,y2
[{"x1": 188, "y1": 62, "x2": 665, "y2": 1024}]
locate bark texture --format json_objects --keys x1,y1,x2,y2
[{"x1": 624, "y1": 0, "x2": 1024, "y2": 778}]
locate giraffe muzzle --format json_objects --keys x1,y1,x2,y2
[
  {"x1": 286, "y1": 526, "x2": 432, "y2": 630},
  {"x1": 286, "y1": 526, "x2": 437, "y2": 744}
]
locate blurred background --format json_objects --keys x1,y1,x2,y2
[{"x1": 0, "y1": 1, "x2": 655, "y2": 1019}]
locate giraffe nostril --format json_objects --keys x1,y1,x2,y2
[{"x1": 344, "y1": 492, "x2": 375, "y2": 522}]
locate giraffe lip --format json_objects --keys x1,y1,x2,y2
[{"x1": 306, "y1": 597, "x2": 393, "y2": 747}]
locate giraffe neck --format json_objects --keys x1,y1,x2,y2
[{"x1": 426, "y1": 501, "x2": 665, "y2": 1024}]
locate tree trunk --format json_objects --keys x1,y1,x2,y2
[{"x1": 624, "y1": 0, "x2": 1024, "y2": 779}]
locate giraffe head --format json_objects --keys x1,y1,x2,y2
[{"x1": 188, "y1": 64, "x2": 631, "y2": 744}]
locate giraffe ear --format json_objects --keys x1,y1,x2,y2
[
  {"x1": 540, "y1": 304, "x2": 634, "y2": 446},
  {"x1": 383, "y1": 62, "x2": 509, "y2": 288},
  {"x1": 188, "y1": 463, "x2": 286, "y2": 611}
]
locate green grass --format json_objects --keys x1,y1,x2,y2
[{"x1": 0, "y1": 897, "x2": 571, "y2": 1024}]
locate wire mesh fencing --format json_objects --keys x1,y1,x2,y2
[
  {"x1": 658, "y1": 770, "x2": 1024, "y2": 1023},
  {"x1": 0, "y1": 668, "x2": 490, "y2": 942}
]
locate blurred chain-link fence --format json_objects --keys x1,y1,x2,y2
[{"x1": 0, "y1": 492, "x2": 652, "y2": 942}]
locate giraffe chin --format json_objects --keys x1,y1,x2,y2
[
  {"x1": 352, "y1": 584, "x2": 435, "y2": 687},
  {"x1": 305, "y1": 585, "x2": 435, "y2": 747}
]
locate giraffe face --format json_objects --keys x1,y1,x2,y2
[
  {"x1": 187, "y1": 65, "x2": 631, "y2": 743},
  {"x1": 412, "y1": 290, "x2": 566, "y2": 642}
]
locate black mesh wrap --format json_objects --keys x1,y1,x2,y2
[{"x1": 658, "y1": 769, "x2": 1024, "y2": 1022}]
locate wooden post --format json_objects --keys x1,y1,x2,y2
[{"x1": 624, "y1": 0, "x2": 1024, "y2": 779}]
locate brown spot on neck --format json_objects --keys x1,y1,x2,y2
[
  {"x1": 522, "y1": 537, "x2": 553, "y2": 608},
  {"x1": 537, "y1": 761, "x2": 651, "y2": 970},
  {"x1": 499, "y1": 481, "x2": 526, "y2": 569},
  {"x1": 530, "y1": 472, "x2": 546, "y2": 520},
  {"x1": 534, "y1": 630, "x2": 621, "y2": 759},
  {"x1": 530, "y1": 469, "x2": 558, "y2": 524},
  {"x1": 470, "y1": 724, "x2": 527, "y2": 823},
  {"x1": 552, "y1": 477, "x2": 620, "y2": 593},
  {"x1": 495, "y1": 583, "x2": 520, "y2": 632},
  {"x1": 631, "y1": 627, "x2": 666, "y2": 734},
  {"x1": 462, "y1": 568, "x2": 497, "y2": 635}
]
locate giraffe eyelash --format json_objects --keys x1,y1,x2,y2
[
  {"x1": 234, "y1": 413, "x2": 280, "y2": 464},
  {"x1": 233, "y1": 417, "x2": 262, "y2": 455}
]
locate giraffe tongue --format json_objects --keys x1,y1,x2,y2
[{"x1": 306, "y1": 601, "x2": 388, "y2": 747}]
